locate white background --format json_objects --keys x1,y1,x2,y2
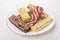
[{"x1": 0, "y1": 0, "x2": 60, "y2": 40}]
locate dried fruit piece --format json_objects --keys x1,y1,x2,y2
[
  {"x1": 27, "y1": 4, "x2": 35, "y2": 12},
  {"x1": 41, "y1": 12, "x2": 48, "y2": 19},
  {"x1": 31, "y1": 16, "x2": 53, "y2": 31},
  {"x1": 18, "y1": 8, "x2": 30, "y2": 22},
  {"x1": 9, "y1": 15, "x2": 30, "y2": 32}
]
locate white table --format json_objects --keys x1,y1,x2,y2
[{"x1": 0, "y1": 0, "x2": 60, "y2": 40}]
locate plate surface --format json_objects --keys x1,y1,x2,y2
[{"x1": 6, "y1": 4, "x2": 55, "y2": 35}]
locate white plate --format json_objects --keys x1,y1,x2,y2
[{"x1": 6, "y1": 3, "x2": 55, "y2": 35}]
